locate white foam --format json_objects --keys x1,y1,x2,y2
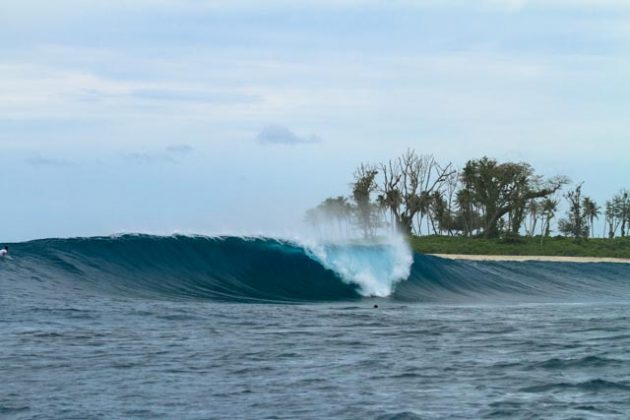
[{"x1": 300, "y1": 233, "x2": 413, "y2": 297}]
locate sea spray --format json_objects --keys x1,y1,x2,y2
[{"x1": 300, "y1": 234, "x2": 413, "y2": 297}]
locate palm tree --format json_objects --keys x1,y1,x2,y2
[
  {"x1": 307, "y1": 196, "x2": 354, "y2": 237},
  {"x1": 540, "y1": 198, "x2": 558, "y2": 242},
  {"x1": 525, "y1": 199, "x2": 540, "y2": 237},
  {"x1": 582, "y1": 196, "x2": 600, "y2": 238},
  {"x1": 456, "y1": 189, "x2": 475, "y2": 237},
  {"x1": 417, "y1": 191, "x2": 433, "y2": 236}
]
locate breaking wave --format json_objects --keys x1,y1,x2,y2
[{"x1": 1, "y1": 234, "x2": 629, "y2": 303}]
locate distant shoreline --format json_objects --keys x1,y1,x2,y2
[
  {"x1": 411, "y1": 236, "x2": 630, "y2": 260},
  {"x1": 430, "y1": 254, "x2": 630, "y2": 264}
]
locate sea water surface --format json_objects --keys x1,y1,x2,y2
[{"x1": 2, "y1": 235, "x2": 630, "y2": 419}]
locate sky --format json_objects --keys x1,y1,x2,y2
[{"x1": 1, "y1": 0, "x2": 629, "y2": 241}]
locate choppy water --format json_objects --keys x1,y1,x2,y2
[{"x1": 1, "y1": 235, "x2": 629, "y2": 419}]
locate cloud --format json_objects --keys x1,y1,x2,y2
[
  {"x1": 25, "y1": 153, "x2": 74, "y2": 167},
  {"x1": 120, "y1": 152, "x2": 175, "y2": 164},
  {"x1": 166, "y1": 144, "x2": 196, "y2": 154},
  {"x1": 120, "y1": 145, "x2": 196, "y2": 163},
  {"x1": 255, "y1": 125, "x2": 321, "y2": 145},
  {"x1": 0, "y1": 62, "x2": 266, "y2": 122}
]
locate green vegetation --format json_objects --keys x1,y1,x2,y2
[
  {"x1": 409, "y1": 235, "x2": 630, "y2": 259},
  {"x1": 307, "y1": 149, "x2": 630, "y2": 257}
]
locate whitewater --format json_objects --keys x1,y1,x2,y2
[{"x1": 2, "y1": 234, "x2": 630, "y2": 418}]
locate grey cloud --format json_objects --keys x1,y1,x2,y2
[
  {"x1": 120, "y1": 145, "x2": 196, "y2": 164},
  {"x1": 166, "y1": 144, "x2": 196, "y2": 154},
  {"x1": 120, "y1": 152, "x2": 175, "y2": 164},
  {"x1": 25, "y1": 153, "x2": 74, "y2": 167},
  {"x1": 256, "y1": 125, "x2": 321, "y2": 145}
]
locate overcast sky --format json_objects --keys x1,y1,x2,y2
[{"x1": 1, "y1": 0, "x2": 629, "y2": 241}]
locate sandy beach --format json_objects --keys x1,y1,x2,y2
[{"x1": 430, "y1": 254, "x2": 630, "y2": 264}]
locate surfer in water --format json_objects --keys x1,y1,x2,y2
[{"x1": 0, "y1": 246, "x2": 8, "y2": 257}]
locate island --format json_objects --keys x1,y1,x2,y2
[{"x1": 307, "y1": 151, "x2": 630, "y2": 260}]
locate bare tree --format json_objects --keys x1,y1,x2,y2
[{"x1": 378, "y1": 150, "x2": 454, "y2": 235}]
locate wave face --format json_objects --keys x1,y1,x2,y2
[
  {"x1": 2, "y1": 235, "x2": 629, "y2": 303},
  {"x1": 395, "y1": 254, "x2": 630, "y2": 303}
]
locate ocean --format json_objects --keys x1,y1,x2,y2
[{"x1": 2, "y1": 235, "x2": 630, "y2": 419}]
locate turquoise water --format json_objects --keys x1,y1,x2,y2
[{"x1": 2, "y1": 235, "x2": 630, "y2": 418}]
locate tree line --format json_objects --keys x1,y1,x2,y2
[{"x1": 306, "y1": 150, "x2": 630, "y2": 240}]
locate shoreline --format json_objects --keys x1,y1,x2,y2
[{"x1": 429, "y1": 254, "x2": 630, "y2": 264}]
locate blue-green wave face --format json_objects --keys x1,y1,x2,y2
[{"x1": 2, "y1": 235, "x2": 630, "y2": 303}]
